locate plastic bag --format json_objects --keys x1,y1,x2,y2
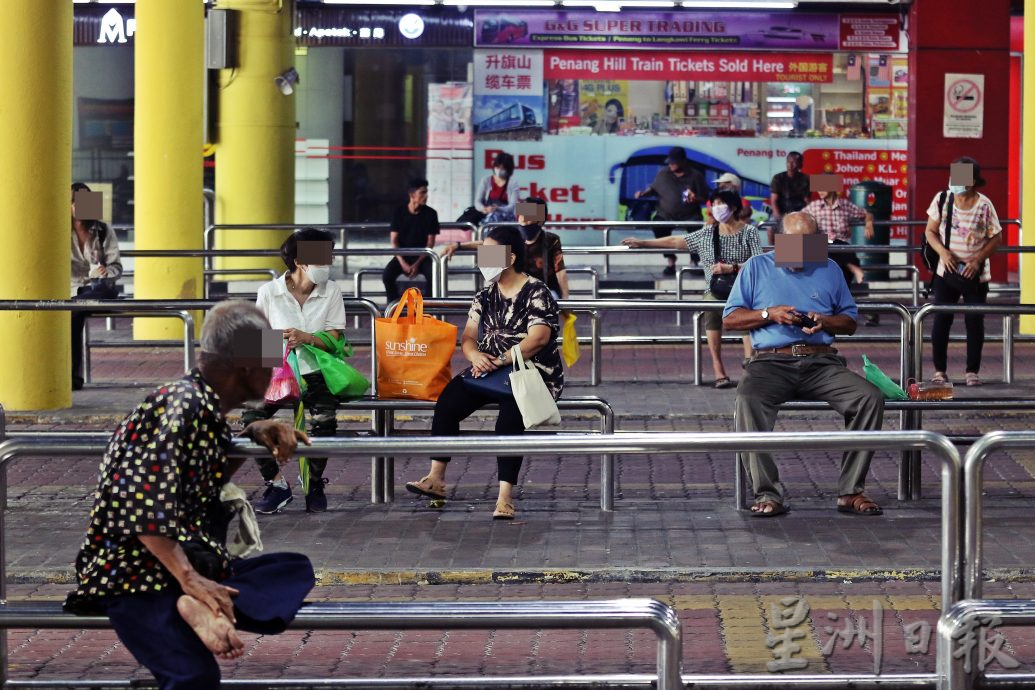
[
  {"x1": 862, "y1": 354, "x2": 908, "y2": 400},
  {"x1": 264, "y1": 351, "x2": 301, "y2": 405},
  {"x1": 304, "y1": 332, "x2": 370, "y2": 399},
  {"x1": 561, "y1": 311, "x2": 580, "y2": 367}
]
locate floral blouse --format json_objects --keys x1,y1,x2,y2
[
  {"x1": 65, "y1": 369, "x2": 234, "y2": 613},
  {"x1": 468, "y1": 277, "x2": 564, "y2": 399}
]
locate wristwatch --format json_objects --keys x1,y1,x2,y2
[
  {"x1": 497, "y1": 352, "x2": 508, "y2": 365},
  {"x1": 761, "y1": 307, "x2": 770, "y2": 321}
]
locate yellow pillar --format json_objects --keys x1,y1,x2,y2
[
  {"x1": 214, "y1": 0, "x2": 296, "y2": 274},
  {"x1": 133, "y1": 0, "x2": 205, "y2": 340},
  {"x1": 1023, "y1": 0, "x2": 1035, "y2": 332},
  {"x1": 0, "y1": 1, "x2": 72, "y2": 410}
]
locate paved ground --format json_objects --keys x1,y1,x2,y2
[{"x1": 4, "y1": 312, "x2": 1035, "y2": 685}]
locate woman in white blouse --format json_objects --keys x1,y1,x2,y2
[
  {"x1": 244, "y1": 228, "x2": 348, "y2": 514},
  {"x1": 70, "y1": 182, "x2": 122, "y2": 390}
]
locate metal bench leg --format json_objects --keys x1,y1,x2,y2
[
  {"x1": 82, "y1": 317, "x2": 91, "y2": 384},
  {"x1": 382, "y1": 411, "x2": 395, "y2": 503},
  {"x1": 370, "y1": 410, "x2": 384, "y2": 504},
  {"x1": 600, "y1": 406, "x2": 615, "y2": 512},
  {"x1": 898, "y1": 409, "x2": 911, "y2": 501}
]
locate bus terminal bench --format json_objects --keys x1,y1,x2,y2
[
  {"x1": 0, "y1": 598, "x2": 682, "y2": 689},
  {"x1": 735, "y1": 398, "x2": 1035, "y2": 507}
]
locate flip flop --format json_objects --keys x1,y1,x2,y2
[
  {"x1": 714, "y1": 377, "x2": 735, "y2": 389},
  {"x1": 836, "y1": 493, "x2": 883, "y2": 516},
  {"x1": 749, "y1": 500, "x2": 788, "y2": 518}
]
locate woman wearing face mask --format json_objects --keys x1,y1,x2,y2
[
  {"x1": 476, "y1": 152, "x2": 522, "y2": 223},
  {"x1": 243, "y1": 227, "x2": 348, "y2": 515},
  {"x1": 406, "y1": 225, "x2": 564, "y2": 520},
  {"x1": 622, "y1": 189, "x2": 762, "y2": 388},
  {"x1": 924, "y1": 157, "x2": 1003, "y2": 387}
]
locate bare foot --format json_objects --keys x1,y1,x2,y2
[{"x1": 177, "y1": 594, "x2": 246, "y2": 659}]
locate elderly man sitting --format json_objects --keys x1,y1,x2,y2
[
  {"x1": 64, "y1": 301, "x2": 316, "y2": 690},
  {"x1": 722, "y1": 211, "x2": 885, "y2": 518}
]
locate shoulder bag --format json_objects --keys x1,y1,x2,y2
[
  {"x1": 921, "y1": 192, "x2": 952, "y2": 273},
  {"x1": 508, "y1": 345, "x2": 560, "y2": 428},
  {"x1": 302, "y1": 331, "x2": 370, "y2": 400},
  {"x1": 708, "y1": 225, "x2": 736, "y2": 300}
]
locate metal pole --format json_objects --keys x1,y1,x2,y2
[
  {"x1": 181, "y1": 311, "x2": 196, "y2": 372},
  {"x1": 590, "y1": 311, "x2": 601, "y2": 386},
  {"x1": 603, "y1": 227, "x2": 611, "y2": 275},
  {"x1": 371, "y1": 409, "x2": 385, "y2": 504},
  {"x1": 599, "y1": 400, "x2": 615, "y2": 512},
  {"x1": 693, "y1": 311, "x2": 702, "y2": 386},
  {"x1": 82, "y1": 316, "x2": 91, "y2": 384},
  {"x1": 1003, "y1": 314, "x2": 1014, "y2": 384},
  {"x1": 911, "y1": 267, "x2": 920, "y2": 307},
  {"x1": 383, "y1": 411, "x2": 395, "y2": 503}
]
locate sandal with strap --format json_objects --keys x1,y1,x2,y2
[
  {"x1": 931, "y1": 371, "x2": 949, "y2": 384},
  {"x1": 493, "y1": 501, "x2": 515, "y2": 520},
  {"x1": 837, "y1": 493, "x2": 883, "y2": 516},
  {"x1": 714, "y1": 377, "x2": 735, "y2": 389},
  {"x1": 749, "y1": 500, "x2": 787, "y2": 518},
  {"x1": 965, "y1": 372, "x2": 982, "y2": 387},
  {"x1": 405, "y1": 475, "x2": 446, "y2": 500}
]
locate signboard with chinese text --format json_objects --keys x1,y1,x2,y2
[
  {"x1": 544, "y1": 51, "x2": 833, "y2": 83},
  {"x1": 475, "y1": 11, "x2": 899, "y2": 52},
  {"x1": 473, "y1": 49, "x2": 544, "y2": 141}
]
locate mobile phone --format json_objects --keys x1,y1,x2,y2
[
  {"x1": 957, "y1": 262, "x2": 967, "y2": 274},
  {"x1": 796, "y1": 312, "x2": 818, "y2": 329}
]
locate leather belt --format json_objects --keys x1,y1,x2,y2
[{"x1": 753, "y1": 344, "x2": 837, "y2": 357}]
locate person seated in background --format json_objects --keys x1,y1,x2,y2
[
  {"x1": 383, "y1": 178, "x2": 439, "y2": 305},
  {"x1": 406, "y1": 226, "x2": 564, "y2": 521},
  {"x1": 476, "y1": 151, "x2": 522, "y2": 223},
  {"x1": 64, "y1": 301, "x2": 315, "y2": 690},
  {"x1": 70, "y1": 182, "x2": 123, "y2": 391},
  {"x1": 802, "y1": 181, "x2": 878, "y2": 326},
  {"x1": 623, "y1": 189, "x2": 762, "y2": 388},
  {"x1": 723, "y1": 211, "x2": 885, "y2": 518},
  {"x1": 245, "y1": 228, "x2": 347, "y2": 514},
  {"x1": 441, "y1": 198, "x2": 570, "y2": 300}
]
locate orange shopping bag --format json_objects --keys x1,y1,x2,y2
[{"x1": 375, "y1": 288, "x2": 458, "y2": 400}]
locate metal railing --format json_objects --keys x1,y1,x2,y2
[
  {"x1": 937, "y1": 599, "x2": 1035, "y2": 690},
  {"x1": 83, "y1": 309, "x2": 195, "y2": 382},
  {"x1": 0, "y1": 597, "x2": 681, "y2": 689},
  {"x1": 0, "y1": 299, "x2": 381, "y2": 392}
]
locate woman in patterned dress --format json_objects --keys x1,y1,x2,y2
[{"x1": 405, "y1": 226, "x2": 564, "y2": 520}]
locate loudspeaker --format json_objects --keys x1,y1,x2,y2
[{"x1": 206, "y1": 9, "x2": 237, "y2": 70}]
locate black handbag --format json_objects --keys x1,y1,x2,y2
[
  {"x1": 75, "y1": 278, "x2": 119, "y2": 300},
  {"x1": 708, "y1": 225, "x2": 736, "y2": 300},
  {"x1": 459, "y1": 364, "x2": 512, "y2": 401},
  {"x1": 456, "y1": 206, "x2": 486, "y2": 226}
]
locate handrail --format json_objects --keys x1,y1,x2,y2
[
  {"x1": 0, "y1": 299, "x2": 382, "y2": 395},
  {"x1": 82, "y1": 309, "x2": 195, "y2": 382},
  {"x1": 0, "y1": 431, "x2": 962, "y2": 611},
  {"x1": 962, "y1": 431, "x2": 1035, "y2": 600},
  {"x1": 937, "y1": 599, "x2": 1035, "y2": 690}
]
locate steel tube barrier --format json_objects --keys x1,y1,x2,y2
[
  {"x1": 937, "y1": 599, "x2": 1035, "y2": 690},
  {"x1": 83, "y1": 310, "x2": 195, "y2": 381},
  {"x1": 912, "y1": 304, "x2": 1035, "y2": 387},
  {"x1": 0, "y1": 299, "x2": 382, "y2": 394},
  {"x1": 204, "y1": 222, "x2": 477, "y2": 276},
  {"x1": 0, "y1": 595, "x2": 680, "y2": 690}
]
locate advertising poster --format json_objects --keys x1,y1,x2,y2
[
  {"x1": 427, "y1": 82, "x2": 472, "y2": 150},
  {"x1": 473, "y1": 49, "x2": 545, "y2": 141},
  {"x1": 546, "y1": 79, "x2": 581, "y2": 132},
  {"x1": 472, "y1": 137, "x2": 908, "y2": 241},
  {"x1": 475, "y1": 10, "x2": 898, "y2": 51},
  {"x1": 580, "y1": 80, "x2": 628, "y2": 136}
]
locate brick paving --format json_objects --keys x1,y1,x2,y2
[{"x1": 4, "y1": 312, "x2": 1035, "y2": 684}]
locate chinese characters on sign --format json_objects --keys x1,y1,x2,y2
[
  {"x1": 764, "y1": 597, "x2": 1020, "y2": 674},
  {"x1": 473, "y1": 49, "x2": 545, "y2": 142}
]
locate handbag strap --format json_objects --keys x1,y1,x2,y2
[
  {"x1": 310, "y1": 331, "x2": 350, "y2": 359},
  {"x1": 939, "y1": 191, "x2": 954, "y2": 250},
  {"x1": 389, "y1": 287, "x2": 424, "y2": 323},
  {"x1": 510, "y1": 345, "x2": 532, "y2": 372},
  {"x1": 711, "y1": 223, "x2": 723, "y2": 265}
]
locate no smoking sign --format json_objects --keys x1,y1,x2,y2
[{"x1": 943, "y1": 73, "x2": 984, "y2": 138}]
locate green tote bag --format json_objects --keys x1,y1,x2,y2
[{"x1": 302, "y1": 331, "x2": 370, "y2": 399}]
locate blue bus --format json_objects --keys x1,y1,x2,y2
[{"x1": 475, "y1": 103, "x2": 538, "y2": 135}]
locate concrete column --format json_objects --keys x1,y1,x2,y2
[
  {"x1": 1023, "y1": 1, "x2": 1035, "y2": 332},
  {"x1": 214, "y1": 0, "x2": 296, "y2": 274},
  {"x1": 134, "y1": 0, "x2": 205, "y2": 340},
  {"x1": 0, "y1": 1, "x2": 72, "y2": 410}
]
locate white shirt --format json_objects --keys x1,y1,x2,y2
[
  {"x1": 256, "y1": 272, "x2": 348, "y2": 375},
  {"x1": 926, "y1": 192, "x2": 1002, "y2": 283}
]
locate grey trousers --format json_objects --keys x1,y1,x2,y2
[{"x1": 734, "y1": 353, "x2": 885, "y2": 504}]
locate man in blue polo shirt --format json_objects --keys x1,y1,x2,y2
[{"x1": 723, "y1": 211, "x2": 884, "y2": 518}]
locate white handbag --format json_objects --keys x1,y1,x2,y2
[{"x1": 508, "y1": 345, "x2": 561, "y2": 428}]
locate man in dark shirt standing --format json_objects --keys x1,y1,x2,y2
[
  {"x1": 768, "y1": 151, "x2": 811, "y2": 242},
  {"x1": 635, "y1": 146, "x2": 709, "y2": 275},
  {"x1": 383, "y1": 178, "x2": 440, "y2": 303}
]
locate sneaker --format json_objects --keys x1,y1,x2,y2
[
  {"x1": 254, "y1": 482, "x2": 292, "y2": 514},
  {"x1": 306, "y1": 478, "x2": 329, "y2": 513},
  {"x1": 72, "y1": 377, "x2": 84, "y2": 391},
  {"x1": 864, "y1": 314, "x2": 880, "y2": 327},
  {"x1": 662, "y1": 265, "x2": 676, "y2": 276}
]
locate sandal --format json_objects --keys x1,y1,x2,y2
[
  {"x1": 713, "y1": 377, "x2": 735, "y2": 389},
  {"x1": 836, "y1": 493, "x2": 883, "y2": 516},
  {"x1": 493, "y1": 501, "x2": 515, "y2": 520},
  {"x1": 931, "y1": 371, "x2": 949, "y2": 384},
  {"x1": 405, "y1": 475, "x2": 446, "y2": 500},
  {"x1": 749, "y1": 500, "x2": 787, "y2": 518},
  {"x1": 965, "y1": 372, "x2": 982, "y2": 387}
]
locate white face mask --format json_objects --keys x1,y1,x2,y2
[
  {"x1": 304, "y1": 265, "x2": 331, "y2": 285},
  {"x1": 479, "y1": 266, "x2": 504, "y2": 285},
  {"x1": 712, "y1": 203, "x2": 733, "y2": 223},
  {"x1": 948, "y1": 183, "x2": 968, "y2": 195}
]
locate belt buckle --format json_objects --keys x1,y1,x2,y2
[{"x1": 790, "y1": 344, "x2": 808, "y2": 356}]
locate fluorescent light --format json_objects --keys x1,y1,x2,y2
[
  {"x1": 679, "y1": 1, "x2": 797, "y2": 7},
  {"x1": 442, "y1": 0, "x2": 556, "y2": 5}
]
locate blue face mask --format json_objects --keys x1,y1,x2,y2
[{"x1": 948, "y1": 183, "x2": 967, "y2": 195}]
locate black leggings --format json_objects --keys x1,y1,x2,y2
[
  {"x1": 930, "y1": 274, "x2": 989, "y2": 374},
  {"x1": 432, "y1": 375, "x2": 524, "y2": 485}
]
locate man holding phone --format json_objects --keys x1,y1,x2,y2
[{"x1": 722, "y1": 211, "x2": 885, "y2": 518}]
